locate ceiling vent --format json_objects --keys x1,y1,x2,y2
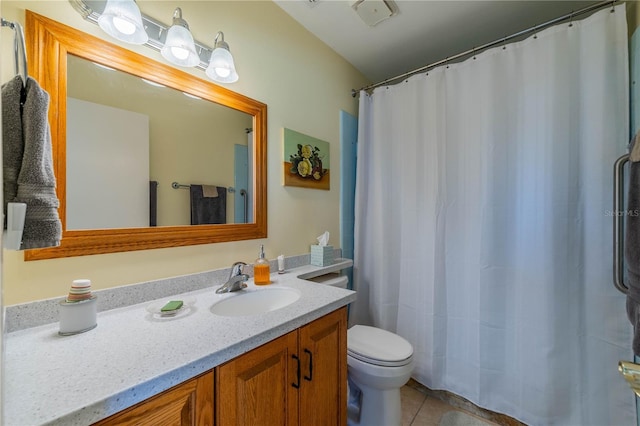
[
  {"x1": 351, "y1": 0, "x2": 398, "y2": 27},
  {"x1": 305, "y1": 0, "x2": 320, "y2": 9}
]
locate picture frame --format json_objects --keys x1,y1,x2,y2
[{"x1": 283, "y1": 128, "x2": 330, "y2": 190}]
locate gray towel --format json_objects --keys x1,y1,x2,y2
[
  {"x1": 631, "y1": 132, "x2": 640, "y2": 162},
  {"x1": 626, "y1": 134, "x2": 640, "y2": 355},
  {"x1": 190, "y1": 185, "x2": 227, "y2": 225},
  {"x1": 150, "y1": 180, "x2": 158, "y2": 227},
  {"x1": 4, "y1": 77, "x2": 62, "y2": 249},
  {"x1": 626, "y1": 299, "x2": 640, "y2": 356},
  {"x1": 2, "y1": 75, "x2": 24, "y2": 218}
]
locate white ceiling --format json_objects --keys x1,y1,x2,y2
[{"x1": 274, "y1": 0, "x2": 600, "y2": 85}]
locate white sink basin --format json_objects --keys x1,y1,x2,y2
[{"x1": 210, "y1": 287, "x2": 301, "y2": 316}]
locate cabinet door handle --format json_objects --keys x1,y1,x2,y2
[
  {"x1": 292, "y1": 354, "x2": 301, "y2": 389},
  {"x1": 304, "y1": 348, "x2": 313, "y2": 382}
]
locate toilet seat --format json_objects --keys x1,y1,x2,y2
[{"x1": 347, "y1": 325, "x2": 413, "y2": 367}]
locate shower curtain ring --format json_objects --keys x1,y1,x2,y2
[
  {"x1": 569, "y1": 11, "x2": 574, "y2": 27},
  {"x1": 472, "y1": 47, "x2": 476, "y2": 60},
  {"x1": 502, "y1": 36, "x2": 507, "y2": 50}
]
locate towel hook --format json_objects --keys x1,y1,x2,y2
[{"x1": 1, "y1": 18, "x2": 28, "y2": 86}]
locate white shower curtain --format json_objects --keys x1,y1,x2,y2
[{"x1": 353, "y1": 6, "x2": 633, "y2": 425}]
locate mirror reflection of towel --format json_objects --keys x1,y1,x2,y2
[
  {"x1": 149, "y1": 181, "x2": 158, "y2": 226},
  {"x1": 190, "y1": 185, "x2": 226, "y2": 225},
  {"x1": 202, "y1": 185, "x2": 218, "y2": 198}
]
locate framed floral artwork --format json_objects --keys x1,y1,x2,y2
[{"x1": 283, "y1": 128, "x2": 330, "y2": 190}]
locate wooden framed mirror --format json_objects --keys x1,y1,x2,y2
[{"x1": 24, "y1": 11, "x2": 267, "y2": 260}]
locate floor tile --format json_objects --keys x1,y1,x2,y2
[
  {"x1": 410, "y1": 396, "x2": 456, "y2": 426},
  {"x1": 401, "y1": 383, "x2": 513, "y2": 426},
  {"x1": 401, "y1": 385, "x2": 427, "y2": 425},
  {"x1": 439, "y1": 410, "x2": 499, "y2": 426}
]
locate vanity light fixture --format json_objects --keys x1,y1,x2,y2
[
  {"x1": 97, "y1": 0, "x2": 148, "y2": 44},
  {"x1": 69, "y1": 0, "x2": 240, "y2": 83},
  {"x1": 160, "y1": 8, "x2": 200, "y2": 68},
  {"x1": 206, "y1": 32, "x2": 239, "y2": 83}
]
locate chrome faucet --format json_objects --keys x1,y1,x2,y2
[{"x1": 215, "y1": 261, "x2": 248, "y2": 294}]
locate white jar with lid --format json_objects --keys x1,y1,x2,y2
[{"x1": 58, "y1": 279, "x2": 97, "y2": 335}]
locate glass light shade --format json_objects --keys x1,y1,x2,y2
[
  {"x1": 98, "y1": 0, "x2": 148, "y2": 45},
  {"x1": 206, "y1": 47, "x2": 239, "y2": 83},
  {"x1": 161, "y1": 24, "x2": 200, "y2": 67}
]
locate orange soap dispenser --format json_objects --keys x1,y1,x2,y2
[{"x1": 254, "y1": 244, "x2": 271, "y2": 285}]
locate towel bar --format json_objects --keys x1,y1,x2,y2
[
  {"x1": 613, "y1": 153, "x2": 630, "y2": 295},
  {"x1": 240, "y1": 189, "x2": 248, "y2": 223},
  {"x1": 171, "y1": 181, "x2": 235, "y2": 193}
]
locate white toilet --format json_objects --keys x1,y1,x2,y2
[{"x1": 308, "y1": 272, "x2": 415, "y2": 426}]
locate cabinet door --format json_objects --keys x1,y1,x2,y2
[
  {"x1": 216, "y1": 331, "x2": 299, "y2": 426},
  {"x1": 298, "y1": 307, "x2": 348, "y2": 426},
  {"x1": 93, "y1": 371, "x2": 214, "y2": 426}
]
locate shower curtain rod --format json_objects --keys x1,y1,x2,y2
[{"x1": 351, "y1": 0, "x2": 618, "y2": 97}]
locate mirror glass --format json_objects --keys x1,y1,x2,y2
[
  {"x1": 25, "y1": 11, "x2": 267, "y2": 260},
  {"x1": 66, "y1": 54, "x2": 254, "y2": 229}
]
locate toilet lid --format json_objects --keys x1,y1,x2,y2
[{"x1": 347, "y1": 325, "x2": 413, "y2": 366}]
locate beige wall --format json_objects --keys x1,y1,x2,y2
[
  {"x1": 628, "y1": 0, "x2": 640, "y2": 34},
  {"x1": 1, "y1": 1, "x2": 368, "y2": 305}
]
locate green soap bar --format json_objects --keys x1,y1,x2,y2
[{"x1": 161, "y1": 300, "x2": 183, "y2": 312}]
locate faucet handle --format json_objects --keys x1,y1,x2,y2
[{"x1": 230, "y1": 261, "x2": 247, "y2": 277}]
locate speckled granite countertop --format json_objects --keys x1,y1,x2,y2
[{"x1": 4, "y1": 260, "x2": 355, "y2": 426}]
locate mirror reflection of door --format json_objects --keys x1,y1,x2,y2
[
  {"x1": 67, "y1": 98, "x2": 150, "y2": 230},
  {"x1": 66, "y1": 54, "x2": 254, "y2": 229},
  {"x1": 233, "y1": 130, "x2": 254, "y2": 224},
  {"x1": 234, "y1": 144, "x2": 248, "y2": 224}
]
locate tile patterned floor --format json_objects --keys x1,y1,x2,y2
[{"x1": 401, "y1": 380, "x2": 524, "y2": 426}]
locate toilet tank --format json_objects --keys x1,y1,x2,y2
[{"x1": 307, "y1": 272, "x2": 349, "y2": 289}]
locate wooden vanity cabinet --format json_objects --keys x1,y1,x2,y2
[
  {"x1": 216, "y1": 328, "x2": 299, "y2": 425},
  {"x1": 92, "y1": 370, "x2": 214, "y2": 426},
  {"x1": 92, "y1": 307, "x2": 346, "y2": 426},
  {"x1": 216, "y1": 307, "x2": 348, "y2": 426}
]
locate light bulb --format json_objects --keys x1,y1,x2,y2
[
  {"x1": 214, "y1": 67, "x2": 231, "y2": 78},
  {"x1": 98, "y1": 0, "x2": 148, "y2": 44},
  {"x1": 171, "y1": 46, "x2": 189, "y2": 61},
  {"x1": 112, "y1": 17, "x2": 136, "y2": 35},
  {"x1": 160, "y1": 8, "x2": 200, "y2": 67},
  {"x1": 206, "y1": 33, "x2": 239, "y2": 84}
]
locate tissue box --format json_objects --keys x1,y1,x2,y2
[{"x1": 311, "y1": 245, "x2": 334, "y2": 267}]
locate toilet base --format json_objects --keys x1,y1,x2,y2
[{"x1": 347, "y1": 382, "x2": 402, "y2": 426}]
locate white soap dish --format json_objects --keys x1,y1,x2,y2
[{"x1": 146, "y1": 297, "x2": 196, "y2": 321}]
